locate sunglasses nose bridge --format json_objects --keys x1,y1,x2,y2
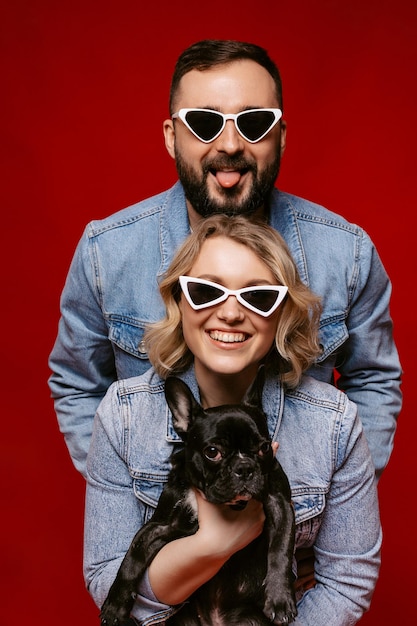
[{"x1": 214, "y1": 114, "x2": 245, "y2": 148}]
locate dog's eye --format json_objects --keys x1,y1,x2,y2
[
  {"x1": 204, "y1": 446, "x2": 222, "y2": 462},
  {"x1": 258, "y1": 442, "x2": 271, "y2": 457}
]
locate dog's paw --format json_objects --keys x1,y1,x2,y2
[
  {"x1": 263, "y1": 591, "x2": 298, "y2": 625},
  {"x1": 99, "y1": 611, "x2": 128, "y2": 626},
  {"x1": 100, "y1": 595, "x2": 133, "y2": 626},
  {"x1": 100, "y1": 617, "x2": 120, "y2": 626}
]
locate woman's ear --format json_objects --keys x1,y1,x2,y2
[{"x1": 163, "y1": 119, "x2": 176, "y2": 159}]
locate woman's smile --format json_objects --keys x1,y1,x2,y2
[{"x1": 207, "y1": 329, "x2": 250, "y2": 344}]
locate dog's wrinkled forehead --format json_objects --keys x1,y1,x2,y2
[{"x1": 194, "y1": 406, "x2": 269, "y2": 447}]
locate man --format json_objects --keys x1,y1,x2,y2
[{"x1": 49, "y1": 39, "x2": 402, "y2": 480}]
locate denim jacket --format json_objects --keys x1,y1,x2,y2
[
  {"x1": 48, "y1": 182, "x2": 402, "y2": 477},
  {"x1": 84, "y1": 365, "x2": 381, "y2": 625}
]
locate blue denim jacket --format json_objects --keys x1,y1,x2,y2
[
  {"x1": 48, "y1": 182, "x2": 402, "y2": 477},
  {"x1": 84, "y1": 365, "x2": 381, "y2": 625}
]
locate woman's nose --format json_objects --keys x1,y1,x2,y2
[{"x1": 216, "y1": 296, "x2": 245, "y2": 322}]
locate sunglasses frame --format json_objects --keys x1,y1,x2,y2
[
  {"x1": 179, "y1": 276, "x2": 288, "y2": 317},
  {"x1": 172, "y1": 108, "x2": 283, "y2": 144}
]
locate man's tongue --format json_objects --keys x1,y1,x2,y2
[{"x1": 215, "y1": 171, "x2": 241, "y2": 188}]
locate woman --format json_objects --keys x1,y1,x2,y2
[{"x1": 84, "y1": 215, "x2": 381, "y2": 625}]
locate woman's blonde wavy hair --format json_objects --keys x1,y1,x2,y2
[{"x1": 145, "y1": 215, "x2": 322, "y2": 388}]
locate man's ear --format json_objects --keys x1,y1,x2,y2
[
  {"x1": 280, "y1": 119, "x2": 287, "y2": 158},
  {"x1": 163, "y1": 119, "x2": 176, "y2": 159}
]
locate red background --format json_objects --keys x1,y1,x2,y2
[{"x1": 1, "y1": 1, "x2": 415, "y2": 624}]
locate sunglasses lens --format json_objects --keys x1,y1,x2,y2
[
  {"x1": 185, "y1": 111, "x2": 223, "y2": 142},
  {"x1": 237, "y1": 110, "x2": 276, "y2": 141},
  {"x1": 241, "y1": 289, "x2": 279, "y2": 313},
  {"x1": 187, "y1": 281, "x2": 224, "y2": 306}
]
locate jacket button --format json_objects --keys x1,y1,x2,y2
[{"x1": 138, "y1": 340, "x2": 147, "y2": 354}]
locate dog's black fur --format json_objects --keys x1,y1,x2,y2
[{"x1": 100, "y1": 368, "x2": 297, "y2": 625}]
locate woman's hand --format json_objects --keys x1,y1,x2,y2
[
  {"x1": 194, "y1": 489, "x2": 265, "y2": 559},
  {"x1": 148, "y1": 491, "x2": 265, "y2": 605}
]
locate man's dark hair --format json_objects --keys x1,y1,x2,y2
[{"x1": 169, "y1": 39, "x2": 283, "y2": 113}]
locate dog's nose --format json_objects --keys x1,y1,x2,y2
[{"x1": 234, "y1": 461, "x2": 255, "y2": 481}]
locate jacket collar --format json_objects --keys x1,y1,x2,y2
[
  {"x1": 165, "y1": 362, "x2": 284, "y2": 442},
  {"x1": 269, "y1": 189, "x2": 309, "y2": 286},
  {"x1": 158, "y1": 182, "x2": 191, "y2": 277}
]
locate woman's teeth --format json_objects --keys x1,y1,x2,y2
[{"x1": 209, "y1": 330, "x2": 247, "y2": 343}]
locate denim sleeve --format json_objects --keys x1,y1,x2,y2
[
  {"x1": 48, "y1": 226, "x2": 116, "y2": 477},
  {"x1": 336, "y1": 231, "x2": 402, "y2": 478},
  {"x1": 130, "y1": 570, "x2": 180, "y2": 625},
  {"x1": 84, "y1": 385, "x2": 143, "y2": 606},
  {"x1": 294, "y1": 398, "x2": 382, "y2": 625},
  {"x1": 84, "y1": 387, "x2": 180, "y2": 624}
]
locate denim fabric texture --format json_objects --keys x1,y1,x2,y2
[
  {"x1": 48, "y1": 182, "x2": 402, "y2": 477},
  {"x1": 84, "y1": 365, "x2": 381, "y2": 625}
]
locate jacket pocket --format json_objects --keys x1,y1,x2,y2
[
  {"x1": 108, "y1": 316, "x2": 152, "y2": 379},
  {"x1": 317, "y1": 317, "x2": 349, "y2": 362},
  {"x1": 292, "y1": 488, "x2": 326, "y2": 547},
  {"x1": 108, "y1": 316, "x2": 149, "y2": 359},
  {"x1": 133, "y1": 471, "x2": 169, "y2": 523}
]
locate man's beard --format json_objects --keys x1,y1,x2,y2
[{"x1": 175, "y1": 150, "x2": 281, "y2": 218}]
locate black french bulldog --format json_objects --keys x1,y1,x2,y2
[{"x1": 100, "y1": 367, "x2": 297, "y2": 626}]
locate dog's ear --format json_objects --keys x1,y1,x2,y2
[
  {"x1": 242, "y1": 365, "x2": 265, "y2": 409},
  {"x1": 164, "y1": 377, "x2": 202, "y2": 438}
]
